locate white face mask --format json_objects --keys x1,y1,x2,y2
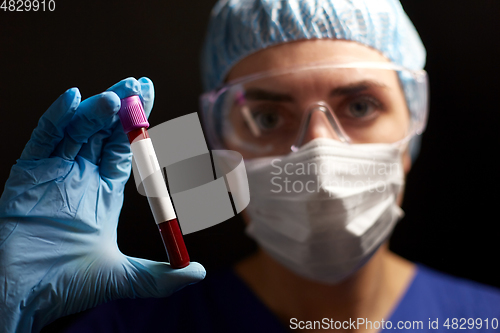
[{"x1": 243, "y1": 138, "x2": 406, "y2": 284}]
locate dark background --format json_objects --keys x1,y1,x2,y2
[{"x1": 1, "y1": 0, "x2": 499, "y2": 329}]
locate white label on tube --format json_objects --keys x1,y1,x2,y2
[{"x1": 131, "y1": 138, "x2": 176, "y2": 223}]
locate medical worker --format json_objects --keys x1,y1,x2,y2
[{"x1": 1, "y1": 0, "x2": 499, "y2": 332}]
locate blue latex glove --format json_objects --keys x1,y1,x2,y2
[{"x1": 0, "y1": 78, "x2": 206, "y2": 333}]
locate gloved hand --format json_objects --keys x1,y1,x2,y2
[{"x1": 0, "y1": 77, "x2": 206, "y2": 333}]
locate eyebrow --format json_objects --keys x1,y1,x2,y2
[
  {"x1": 243, "y1": 89, "x2": 294, "y2": 102},
  {"x1": 329, "y1": 80, "x2": 388, "y2": 97},
  {"x1": 242, "y1": 80, "x2": 388, "y2": 102}
]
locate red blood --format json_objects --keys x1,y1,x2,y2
[
  {"x1": 158, "y1": 218, "x2": 190, "y2": 269},
  {"x1": 126, "y1": 127, "x2": 190, "y2": 269},
  {"x1": 127, "y1": 128, "x2": 150, "y2": 143}
]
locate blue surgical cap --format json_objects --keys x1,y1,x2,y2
[{"x1": 200, "y1": 0, "x2": 427, "y2": 160}]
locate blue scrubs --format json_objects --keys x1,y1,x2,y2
[{"x1": 60, "y1": 264, "x2": 500, "y2": 332}]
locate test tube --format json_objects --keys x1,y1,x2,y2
[{"x1": 117, "y1": 95, "x2": 190, "y2": 269}]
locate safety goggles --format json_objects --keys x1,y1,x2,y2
[{"x1": 200, "y1": 61, "x2": 429, "y2": 157}]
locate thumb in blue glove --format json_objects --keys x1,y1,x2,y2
[{"x1": 0, "y1": 77, "x2": 206, "y2": 333}]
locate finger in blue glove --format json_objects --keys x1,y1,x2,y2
[{"x1": 0, "y1": 77, "x2": 206, "y2": 333}]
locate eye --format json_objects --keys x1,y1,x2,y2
[
  {"x1": 349, "y1": 100, "x2": 375, "y2": 118},
  {"x1": 344, "y1": 97, "x2": 383, "y2": 120},
  {"x1": 253, "y1": 110, "x2": 282, "y2": 130}
]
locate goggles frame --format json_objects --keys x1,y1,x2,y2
[{"x1": 200, "y1": 61, "x2": 429, "y2": 152}]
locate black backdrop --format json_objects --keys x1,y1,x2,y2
[{"x1": 1, "y1": 0, "x2": 499, "y2": 329}]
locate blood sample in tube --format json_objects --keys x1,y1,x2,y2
[{"x1": 118, "y1": 95, "x2": 190, "y2": 269}]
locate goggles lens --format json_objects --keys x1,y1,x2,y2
[{"x1": 202, "y1": 63, "x2": 428, "y2": 157}]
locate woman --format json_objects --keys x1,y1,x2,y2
[{"x1": 1, "y1": 0, "x2": 499, "y2": 332}]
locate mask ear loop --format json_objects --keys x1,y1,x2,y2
[{"x1": 291, "y1": 101, "x2": 351, "y2": 152}]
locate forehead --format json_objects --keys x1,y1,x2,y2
[{"x1": 226, "y1": 39, "x2": 391, "y2": 82}]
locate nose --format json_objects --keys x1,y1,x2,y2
[
  {"x1": 301, "y1": 109, "x2": 340, "y2": 145},
  {"x1": 292, "y1": 102, "x2": 349, "y2": 151}
]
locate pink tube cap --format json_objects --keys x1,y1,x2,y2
[{"x1": 118, "y1": 95, "x2": 149, "y2": 133}]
